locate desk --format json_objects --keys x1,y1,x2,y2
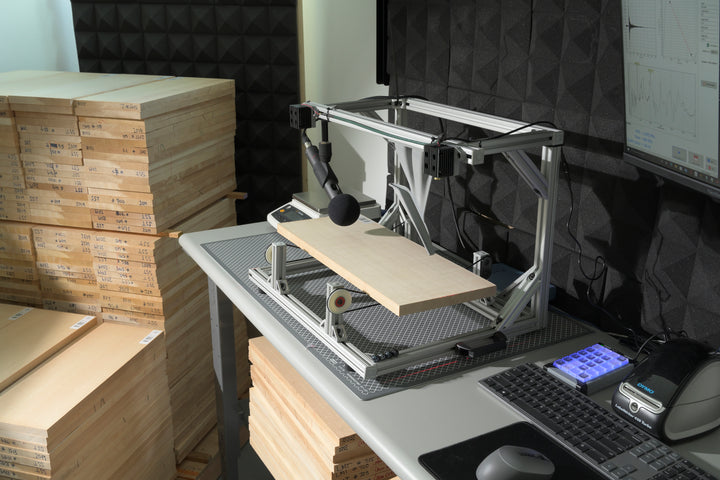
[{"x1": 180, "y1": 222, "x2": 720, "y2": 480}]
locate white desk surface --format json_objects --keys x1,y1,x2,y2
[{"x1": 180, "y1": 222, "x2": 720, "y2": 480}]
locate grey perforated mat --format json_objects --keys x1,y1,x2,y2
[{"x1": 203, "y1": 232, "x2": 591, "y2": 400}]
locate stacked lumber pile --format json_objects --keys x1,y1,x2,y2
[
  {"x1": 75, "y1": 76, "x2": 236, "y2": 234},
  {"x1": 8, "y1": 72, "x2": 167, "y2": 229},
  {"x1": 0, "y1": 222, "x2": 41, "y2": 306},
  {"x1": 32, "y1": 225, "x2": 99, "y2": 316},
  {"x1": 0, "y1": 71, "x2": 247, "y2": 464},
  {"x1": 90, "y1": 198, "x2": 239, "y2": 461},
  {"x1": 248, "y1": 337, "x2": 398, "y2": 480},
  {"x1": 0, "y1": 306, "x2": 176, "y2": 480}
]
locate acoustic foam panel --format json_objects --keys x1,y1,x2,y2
[
  {"x1": 71, "y1": 0, "x2": 302, "y2": 224},
  {"x1": 385, "y1": 0, "x2": 720, "y2": 345}
]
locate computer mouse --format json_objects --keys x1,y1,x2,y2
[{"x1": 475, "y1": 445, "x2": 555, "y2": 480}]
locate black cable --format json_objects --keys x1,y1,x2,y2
[
  {"x1": 561, "y1": 156, "x2": 608, "y2": 286},
  {"x1": 346, "y1": 303, "x2": 380, "y2": 313},
  {"x1": 444, "y1": 177, "x2": 469, "y2": 252},
  {"x1": 486, "y1": 120, "x2": 560, "y2": 141}
]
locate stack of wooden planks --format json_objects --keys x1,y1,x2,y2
[
  {"x1": 91, "y1": 198, "x2": 241, "y2": 462},
  {"x1": 8, "y1": 72, "x2": 168, "y2": 229},
  {"x1": 248, "y1": 336, "x2": 398, "y2": 480},
  {"x1": 0, "y1": 222, "x2": 41, "y2": 306},
  {"x1": 32, "y1": 225, "x2": 99, "y2": 316},
  {"x1": 0, "y1": 71, "x2": 246, "y2": 467},
  {"x1": 75, "y1": 76, "x2": 236, "y2": 234},
  {"x1": 0, "y1": 303, "x2": 96, "y2": 392},
  {"x1": 0, "y1": 305, "x2": 176, "y2": 480}
]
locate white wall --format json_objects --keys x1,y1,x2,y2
[
  {"x1": 301, "y1": 0, "x2": 389, "y2": 207},
  {"x1": 0, "y1": 0, "x2": 79, "y2": 73}
]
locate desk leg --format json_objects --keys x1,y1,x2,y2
[{"x1": 208, "y1": 278, "x2": 240, "y2": 480}]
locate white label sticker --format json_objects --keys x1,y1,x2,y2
[
  {"x1": 69, "y1": 316, "x2": 94, "y2": 330},
  {"x1": 139, "y1": 329, "x2": 162, "y2": 345},
  {"x1": 9, "y1": 307, "x2": 33, "y2": 321}
]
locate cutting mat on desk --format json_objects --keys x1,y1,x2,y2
[{"x1": 203, "y1": 232, "x2": 590, "y2": 400}]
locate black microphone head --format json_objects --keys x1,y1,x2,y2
[{"x1": 328, "y1": 193, "x2": 360, "y2": 226}]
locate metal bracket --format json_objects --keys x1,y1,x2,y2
[
  {"x1": 269, "y1": 242, "x2": 289, "y2": 294},
  {"x1": 379, "y1": 183, "x2": 436, "y2": 255}
]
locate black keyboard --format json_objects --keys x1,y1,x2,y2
[{"x1": 479, "y1": 363, "x2": 717, "y2": 480}]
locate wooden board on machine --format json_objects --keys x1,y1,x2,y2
[
  {"x1": 278, "y1": 216, "x2": 497, "y2": 316},
  {"x1": 0, "y1": 323, "x2": 176, "y2": 480},
  {"x1": 248, "y1": 336, "x2": 396, "y2": 480},
  {"x1": 0, "y1": 303, "x2": 96, "y2": 392}
]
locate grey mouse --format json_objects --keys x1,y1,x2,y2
[{"x1": 475, "y1": 445, "x2": 555, "y2": 480}]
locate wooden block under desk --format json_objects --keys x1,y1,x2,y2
[{"x1": 277, "y1": 216, "x2": 496, "y2": 316}]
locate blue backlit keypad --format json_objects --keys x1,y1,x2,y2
[{"x1": 553, "y1": 343, "x2": 630, "y2": 383}]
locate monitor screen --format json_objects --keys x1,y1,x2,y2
[{"x1": 621, "y1": 0, "x2": 720, "y2": 198}]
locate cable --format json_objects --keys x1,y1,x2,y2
[
  {"x1": 444, "y1": 175, "x2": 469, "y2": 252},
  {"x1": 486, "y1": 120, "x2": 560, "y2": 141},
  {"x1": 561, "y1": 156, "x2": 608, "y2": 287}
]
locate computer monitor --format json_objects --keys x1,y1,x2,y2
[{"x1": 621, "y1": 0, "x2": 720, "y2": 199}]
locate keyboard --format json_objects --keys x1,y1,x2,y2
[{"x1": 479, "y1": 363, "x2": 717, "y2": 480}]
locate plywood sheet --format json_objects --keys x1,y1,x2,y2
[
  {"x1": 278, "y1": 217, "x2": 496, "y2": 316},
  {"x1": 0, "y1": 305, "x2": 96, "y2": 391},
  {"x1": 0, "y1": 323, "x2": 164, "y2": 440},
  {"x1": 74, "y1": 77, "x2": 235, "y2": 119}
]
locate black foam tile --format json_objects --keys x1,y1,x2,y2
[
  {"x1": 120, "y1": 33, "x2": 145, "y2": 60},
  {"x1": 99, "y1": 58, "x2": 123, "y2": 73},
  {"x1": 97, "y1": 31, "x2": 122, "y2": 58},
  {"x1": 166, "y1": 5, "x2": 192, "y2": 32},
  {"x1": 217, "y1": 36, "x2": 244, "y2": 63},
  {"x1": 268, "y1": 6, "x2": 296, "y2": 36},
  {"x1": 94, "y1": 3, "x2": 118, "y2": 32},
  {"x1": 241, "y1": 6, "x2": 269, "y2": 34},
  {"x1": 141, "y1": 4, "x2": 167, "y2": 33},
  {"x1": 243, "y1": 36, "x2": 270, "y2": 64},
  {"x1": 190, "y1": 5, "x2": 216, "y2": 34},
  {"x1": 117, "y1": 3, "x2": 142, "y2": 33},
  {"x1": 192, "y1": 34, "x2": 217, "y2": 62},
  {"x1": 72, "y1": 2, "x2": 95, "y2": 31},
  {"x1": 215, "y1": 6, "x2": 244, "y2": 34},
  {"x1": 167, "y1": 33, "x2": 194, "y2": 61},
  {"x1": 143, "y1": 33, "x2": 169, "y2": 61},
  {"x1": 75, "y1": 31, "x2": 99, "y2": 58}
]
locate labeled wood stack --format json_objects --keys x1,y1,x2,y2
[
  {"x1": 0, "y1": 71, "x2": 245, "y2": 465},
  {"x1": 0, "y1": 321, "x2": 176, "y2": 480},
  {"x1": 248, "y1": 337, "x2": 397, "y2": 480},
  {"x1": 32, "y1": 225, "x2": 100, "y2": 315},
  {"x1": 75, "y1": 76, "x2": 236, "y2": 234},
  {"x1": 94, "y1": 198, "x2": 241, "y2": 462},
  {"x1": 6, "y1": 72, "x2": 167, "y2": 229},
  {"x1": 1, "y1": 71, "x2": 65, "y2": 197},
  {"x1": 0, "y1": 222, "x2": 41, "y2": 306}
]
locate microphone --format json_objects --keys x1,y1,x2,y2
[{"x1": 302, "y1": 133, "x2": 360, "y2": 226}]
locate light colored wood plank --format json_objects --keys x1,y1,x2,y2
[
  {"x1": 278, "y1": 217, "x2": 496, "y2": 316},
  {"x1": 0, "y1": 306, "x2": 96, "y2": 391},
  {"x1": 74, "y1": 77, "x2": 235, "y2": 120},
  {"x1": 7, "y1": 73, "x2": 169, "y2": 114},
  {"x1": 0, "y1": 323, "x2": 165, "y2": 442}
]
